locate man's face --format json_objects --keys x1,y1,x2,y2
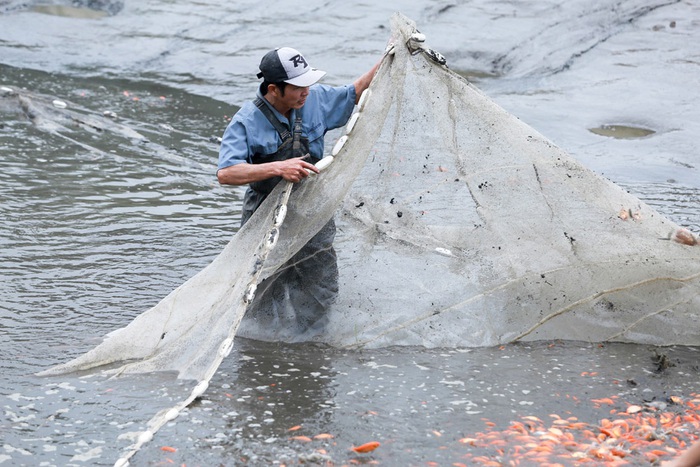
[{"x1": 275, "y1": 84, "x2": 309, "y2": 110}]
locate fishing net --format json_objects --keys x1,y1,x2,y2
[
  {"x1": 41, "y1": 9, "x2": 700, "y2": 379},
  {"x1": 39, "y1": 11, "x2": 700, "y2": 463}
]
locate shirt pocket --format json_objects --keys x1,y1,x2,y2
[{"x1": 249, "y1": 135, "x2": 283, "y2": 162}]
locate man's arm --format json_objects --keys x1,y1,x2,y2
[
  {"x1": 217, "y1": 156, "x2": 319, "y2": 185},
  {"x1": 352, "y1": 59, "x2": 382, "y2": 104}
]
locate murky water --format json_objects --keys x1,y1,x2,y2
[
  {"x1": 1, "y1": 1, "x2": 699, "y2": 465},
  {"x1": 4, "y1": 339, "x2": 700, "y2": 466}
]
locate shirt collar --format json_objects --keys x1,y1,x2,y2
[{"x1": 256, "y1": 87, "x2": 297, "y2": 126}]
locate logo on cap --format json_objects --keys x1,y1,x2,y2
[{"x1": 289, "y1": 54, "x2": 308, "y2": 69}]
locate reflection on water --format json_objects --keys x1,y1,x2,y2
[
  {"x1": 32, "y1": 5, "x2": 109, "y2": 19},
  {"x1": 589, "y1": 124, "x2": 656, "y2": 139},
  {"x1": 454, "y1": 68, "x2": 502, "y2": 83}
]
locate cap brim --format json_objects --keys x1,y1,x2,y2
[{"x1": 285, "y1": 68, "x2": 326, "y2": 87}]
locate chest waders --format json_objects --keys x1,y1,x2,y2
[
  {"x1": 239, "y1": 97, "x2": 339, "y2": 336},
  {"x1": 240, "y1": 97, "x2": 314, "y2": 226}
]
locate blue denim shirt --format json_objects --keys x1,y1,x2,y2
[{"x1": 218, "y1": 83, "x2": 357, "y2": 170}]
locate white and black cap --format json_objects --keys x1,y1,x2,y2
[{"x1": 256, "y1": 47, "x2": 326, "y2": 87}]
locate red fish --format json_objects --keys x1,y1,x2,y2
[{"x1": 352, "y1": 441, "x2": 380, "y2": 453}]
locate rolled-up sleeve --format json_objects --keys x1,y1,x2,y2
[
  {"x1": 315, "y1": 84, "x2": 357, "y2": 130},
  {"x1": 218, "y1": 119, "x2": 250, "y2": 170}
]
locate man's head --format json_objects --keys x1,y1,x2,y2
[{"x1": 257, "y1": 47, "x2": 326, "y2": 88}]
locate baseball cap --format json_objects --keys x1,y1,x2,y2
[{"x1": 256, "y1": 47, "x2": 326, "y2": 87}]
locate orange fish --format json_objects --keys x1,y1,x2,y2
[
  {"x1": 290, "y1": 436, "x2": 313, "y2": 442},
  {"x1": 160, "y1": 446, "x2": 177, "y2": 453},
  {"x1": 591, "y1": 398, "x2": 615, "y2": 405},
  {"x1": 351, "y1": 441, "x2": 380, "y2": 453}
]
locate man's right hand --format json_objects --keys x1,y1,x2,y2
[
  {"x1": 217, "y1": 156, "x2": 319, "y2": 186},
  {"x1": 277, "y1": 157, "x2": 320, "y2": 183}
]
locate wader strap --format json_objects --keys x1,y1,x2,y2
[
  {"x1": 254, "y1": 97, "x2": 292, "y2": 142},
  {"x1": 292, "y1": 115, "x2": 303, "y2": 154},
  {"x1": 245, "y1": 97, "x2": 309, "y2": 208}
]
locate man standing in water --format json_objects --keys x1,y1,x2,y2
[{"x1": 217, "y1": 47, "x2": 379, "y2": 334}]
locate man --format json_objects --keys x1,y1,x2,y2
[{"x1": 217, "y1": 47, "x2": 379, "y2": 335}]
